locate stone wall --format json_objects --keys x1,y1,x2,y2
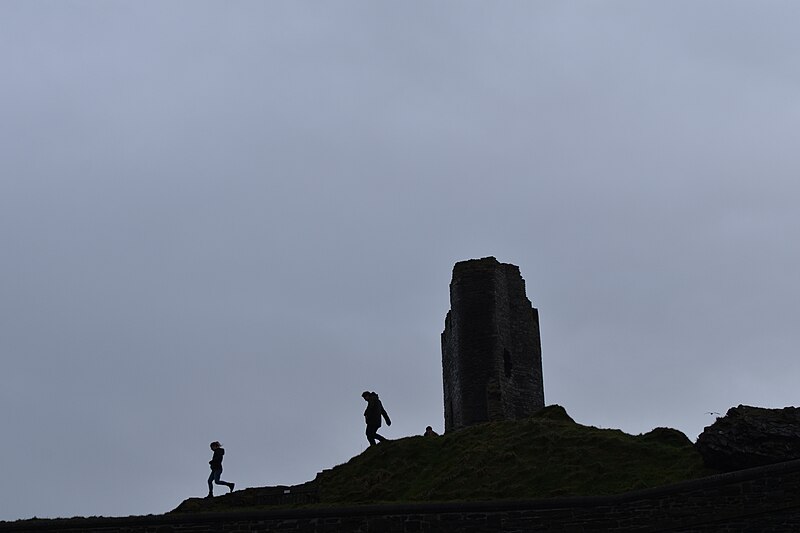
[
  {"x1": 441, "y1": 257, "x2": 544, "y2": 432},
  {"x1": 6, "y1": 459, "x2": 800, "y2": 532}
]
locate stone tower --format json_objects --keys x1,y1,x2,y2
[{"x1": 441, "y1": 257, "x2": 544, "y2": 432}]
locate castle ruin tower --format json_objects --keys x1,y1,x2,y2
[{"x1": 441, "y1": 257, "x2": 544, "y2": 432}]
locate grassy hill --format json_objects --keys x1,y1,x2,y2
[{"x1": 173, "y1": 405, "x2": 717, "y2": 513}]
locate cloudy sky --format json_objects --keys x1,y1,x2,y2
[{"x1": 3, "y1": 0, "x2": 800, "y2": 522}]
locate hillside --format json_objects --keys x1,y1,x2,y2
[{"x1": 173, "y1": 405, "x2": 717, "y2": 513}]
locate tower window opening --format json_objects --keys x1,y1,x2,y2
[{"x1": 503, "y1": 348, "x2": 513, "y2": 378}]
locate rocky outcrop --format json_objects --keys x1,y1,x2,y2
[{"x1": 696, "y1": 405, "x2": 800, "y2": 471}]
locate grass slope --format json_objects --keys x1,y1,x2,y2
[
  {"x1": 317, "y1": 405, "x2": 716, "y2": 504},
  {"x1": 172, "y1": 405, "x2": 717, "y2": 513}
]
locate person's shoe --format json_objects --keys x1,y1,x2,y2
[
  {"x1": 229, "y1": 483, "x2": 235, "y2": 493},
  {"x1": 206, "y1": 494, "x2": 213, "y2": 499}
]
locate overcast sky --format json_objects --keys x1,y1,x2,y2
[{"x1": 2, "y1": 1, "x2": 800, "y2": 522}]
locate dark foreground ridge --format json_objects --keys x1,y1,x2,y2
[
  {"x1": 6, "y1": 406, "x2": 800, "y2": 531},
  {"x1": 6, "y1": 460, "x2": 800, "y2": 531}
]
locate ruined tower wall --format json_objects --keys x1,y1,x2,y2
[{"x1": 442, "y1": 257, "x2": 544, "y2": 432}]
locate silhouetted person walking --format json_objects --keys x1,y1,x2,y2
[
  {"x1": 362, "y1": 391, "x2": 391, "y2": 445},
  {"x1": 207, "y1": 441, "x2": 235, "y2": 497}
]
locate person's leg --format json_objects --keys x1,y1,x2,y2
[
  {"x1": 213, "y1": 468, "x2": 235, "y2": 492},
  {"x1": 208, "y1": 469, "x2": 219, "y2": 496},
  {"x1": 366, "y1": 424, "x2": 377, "y2": 446},
  {"x1": 374, "y1": 432, "x2": 387, "y2": 443},
  {"x1": 216, "y1": 478, "x2": 234, "y2": 492}
]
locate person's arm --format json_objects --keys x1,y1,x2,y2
[{"x1": 382, "y1": 408, "x2": 391, "y2": 426}]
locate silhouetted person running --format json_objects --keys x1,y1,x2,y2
[
  {"x1": 207, "y1": 441, "x2": 235, "y2": 497},
  {"x1": 362, "y1": 391, "x2": 391, "y2": 445}
]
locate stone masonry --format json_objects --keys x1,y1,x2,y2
[{"x1": 441, "y1": 257, "x2": 544, "y2": 432}]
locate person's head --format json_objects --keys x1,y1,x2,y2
[
  {"x1": 361, "y1": 391, "x2": 371, "y2": 401},
  {"x1": 210, "y1": 441, "x2": 221, "y2": 450}
]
